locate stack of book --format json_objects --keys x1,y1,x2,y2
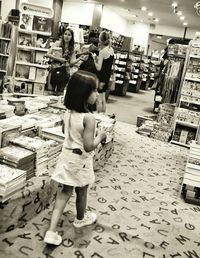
[
  {"x1": 0, "y1": 103, "x2": 15, "y2": 118},
  {"x1": 46, "y1": 140, "x2": 62, "y2": 174},
  {"x1": 10, "y1": 135, "x2": 50, "y2": 176},
  {"x1": 0, "y1": 116, "x2": 35, "y2": 132},
  {"x1": 150, "y1": 103, "x2": 175, "y2": 142},
  {"x1": 7, "y1": 98, "x2": 26, "y2": 116},
  {"x1": 0, "y1": 145, "x2": 35, "y2": 179},
  {"x1": 0, "y1": 123, "x2": 21, "y2": 148},
  {"x1": 24, "y1": 99, "x2": 48, "y2": 114},
  {"x1": 41, "y1": 126, "x2": 65, "y2": 143},
  {"x1": 0, "y1": 164, "x2": 26, "y2": 203},
  {"x1": 181, "y1": 141, "x2": 200, "y2": 205},
  {"x1": 0, "y1": 110, "x2": 6, "y2": 120}
]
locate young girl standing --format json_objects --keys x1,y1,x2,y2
[{"x1": 44, "y1": 70, "x2": 107, "y2": 245}]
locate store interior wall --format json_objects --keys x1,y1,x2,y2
[{"x1": 1, "y1": 0, "x2": 199, "y2": 53}]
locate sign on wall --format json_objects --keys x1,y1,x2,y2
[
  {"x1": 19, "y1": 2, "x2": 54, "y2": 19},
  {"x1": 194, "y1": 1, "x2": 200, "y2": 16}
]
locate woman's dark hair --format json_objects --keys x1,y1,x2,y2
[
  {"x1": 61, "y1": 28, "x2": 75, "y2": 61},
  {"x1": 64, "y1": 70, "x2": 98, "y2": 112},
  {"x1": 99, "y1": 31, "x2": 110, "y2": 46}
]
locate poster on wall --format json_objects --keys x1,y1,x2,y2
[
  {"x1": 19, "y1": 2, "x2": 53, "y2": 34},
  {"x1": 33, "y1": 16, "x2": 52, "y2": 33}
]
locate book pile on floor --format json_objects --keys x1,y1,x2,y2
[
  {"x1": 10, "y1": 135, "x2": 50, "y2": 176},
  {"x1": 0, "y1": 145, "x2": 35, "y2": 179},
  {"x1": 0, "y1": 164, "x2": 27, "y2": 202},
  {"x1": 47, "y1": 140, "x2": 62, "y2": 174},
  {"x1": 150, "y1": 103, "x2": 175, "y2": 142},
  {"x1": 181, "y1": 141, "x2": 200, "y2": 205}
]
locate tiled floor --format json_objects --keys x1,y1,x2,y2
[{"x1": 106, "y1": 89, "x2": 155, "y2": 125}]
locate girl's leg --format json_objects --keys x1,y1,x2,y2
[
  {"x1": 75, "y1": 185, "x2": 88, "y2": 220},
  {"x1": 102, "y1": 92, "x2": 106, "y2": 113},
  {"x1": 96, "y1": 93, "x2": 103, "y2": 113},
  {"x1": 49, "y1": 185, "x2": 73, "y2": 232},
  {"x1": 73, "y1": 185, "x2": 97, "y2": 228}
]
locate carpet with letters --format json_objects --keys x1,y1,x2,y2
[{"x1": 1, "y1": 121, "x2": 200, "y2": 258}]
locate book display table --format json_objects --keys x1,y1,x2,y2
[{"x1": 0, "y1": 95, "x2": 115, "y2": 233}]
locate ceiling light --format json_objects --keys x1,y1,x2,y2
[
  {"x1": 171, "y1": 2, "x2": 178, "y2": 7},
  {"x1": 177, "y1": 11, "x2": 182, "y2": 15},
  {"x1": 180, "y1": 16, "x2": 185, "y2": 20},
  {"x1": 155, "y1": 18, "x2": 159, "y2": 22},
  {"x1": 120, "y1": 0, "x2": 125, "y2": 2},
  {"x1": 148, "y1": 12, "x2": 153, "y2": 16},
  {"x1": 183, "y1": 22, "x2": 188, "y2": 26},
  {"x1": 141, "y1": 6, "x2": 147, "y2": 11}
]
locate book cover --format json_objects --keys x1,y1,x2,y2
[
  {"x1": 34, "y1": 51, "x2": 45, "y2": 64},
  {"x1": 15, "y1": 64, "x2": 30, "y2": 79},
  {"x1": 35, "y1": 68, "x2": 47, "y2": 83},
  {"x1": 36, "y1": 35, "x2": 49, "y2": 48},
  {"x1": 29, "y1": 67, "x2": 36, "y2": 80},
  {"x1": 18, "y1": 33, "x2": 32, "y2": 47},
  {"x1": 17, "y1": 50, "x2": 33, "y2": 63},
  {"x1": 51, "y1": 47, "x2": 62, "y2": 58},
  {"x1": 33, "y1": 83, "x2": 45, "y2": 95},
  {"x1": 19, "y1": 14, "x2": 34, "y2": 31},
  {"x1": 14, "y1": 81, "x2": 27, "y2": 93},
  {"x1": 33, "y1": 16, "x2": 52, "y2": 33}
]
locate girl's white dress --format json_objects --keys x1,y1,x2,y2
[{"x1": 51, "y1": 110, "x2": 95, "y2": 187}]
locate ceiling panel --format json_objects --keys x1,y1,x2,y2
[{"x1": 64, "y1": 0, "x2": 200, "y2": 30}]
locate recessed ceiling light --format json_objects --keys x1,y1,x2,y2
[
  {"x1": 141, "y1": 6, "x2": 147, "y2": 11},
  {"x1": 171, "y1": 2, "x2": 178, "y2": 7},
  {"x1": 180, "y1": 16, "x2": 185, "y2": 20},
  {"x1": 177, "y1": 11, "x2": 182, "y2": 16},
  {"x1": 148, "y1": 12, "x2": 153, "y2": 16},
  {"x1": 155, "y1": 18, "x2": 159, "y2": 22},
  {"x1": 183, "y1": 22, "x2": 188, "y2": 26}
]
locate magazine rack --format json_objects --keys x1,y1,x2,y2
[
  {"x1": 13, "y1": 5, "x2": 53, "y2": 95},
  {"x1": 171, "y1": 36, "x2": 200, "y2": 147}
]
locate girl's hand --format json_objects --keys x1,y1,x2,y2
[{"x1": 79, "y1": 54, "x2": 89, "y2": 61}]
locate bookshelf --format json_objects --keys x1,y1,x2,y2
[
  {"x1": 171, "y1": 37, "x2": 200, "y2": 147},
  {"x1": 127, "y1": 50, "x2": 143, "y2": 93},
  {"x1": 13, "y1": 3, "x2": 53, "y2": 95},
  {"x1": 14, "y1": 29, "x2": 50, "y2": 95},
  {"x1": 110, "y1": 50, "x2": 129, "y2": 96}
]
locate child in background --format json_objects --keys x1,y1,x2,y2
[{"x1": 44, "y1": 70, "x2": 107, "y2": 246}]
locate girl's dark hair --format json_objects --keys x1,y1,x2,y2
[
  {"x1": 61, "y1": 28, "x2": 75, "y2": 61},
  {"x1": 64, "y1": 70, "x2": 98, "y2": 112},
  {"x1": 99, "y1": 31, "x2": 110, "y2": 46}
]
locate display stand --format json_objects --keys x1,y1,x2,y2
[
  {"x1": 153, "y1": 43, "x2": 187, "y2": 112},
  {"x1": 171, "y1": 37, "x2": 200, "y2": 147},
  {"x1": 110, "y1": 50, "x2": 129, "y2": 96},
  {"x1": 0, "y1": 21, "x2": 17, "y2": 93},
  {"x1": 13, "y1": 3, "x2": 53, "y2": 95},
  {"x1": 127, "y1": 50, "x2": 143, "y2": 93}
]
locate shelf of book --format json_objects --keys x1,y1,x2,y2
[
  {"x1": 171, "y1": 37, "x2": 200, "y2": 147},
  {"x1": 171, "y1": 140, "x2": 190, "y2": 148},
  {"x1": 17, "y1": 45, "x2": 49, "y2": 52},
  {"x1": 18, "y1": 29, "x2": 51, "y2": 37},
  {"x1": 175, "y1": 120, "x2": 199, "y2": 129},
  {"x1": 16, "y1": 61, "x2": 49, "y2": 69}
]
